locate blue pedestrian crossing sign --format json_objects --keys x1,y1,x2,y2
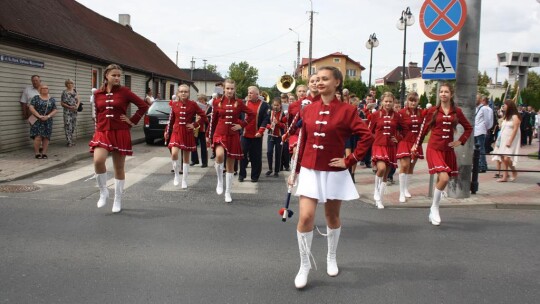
[{"x1": 422, "y1": 40, "x2": 458, "y2": 80}]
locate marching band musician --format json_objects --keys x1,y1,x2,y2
[
  {"x1": 396, "y1": 92, "x2": 424, "y2": 203},
  {"x1": 165, "y1": 84, "x2": 208, "y2": 189},
  {"x1": 210, "y1": 79, "x2": 255, "y2": 203},
  {"x1": 238, "y1": 86, "x2": 270, "y2": 183},
  {"x1": 289, "y1": 66, "x2": 373, "y2": 289},
  {"x1": 89, "y1": 64, "x2": 149, "y2": 213},
  {"x1": 412, "y1": 83, "x2": 472, "y2": 226},
  {"x1": 265, "y1": 97, "x2": 288, "y2": 177},
  {"x1": 368, "y1": 92, "x2": 408, "y2": 209}
]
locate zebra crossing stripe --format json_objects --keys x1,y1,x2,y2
[
  {"x1": 35, "y1": 157, "x2": 135, "y2": 185},
  {"x1": 123, "y1": 157, "x2": 171, "y2": 189}
]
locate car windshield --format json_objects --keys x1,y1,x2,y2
[{"x1": 148, "y1": 100, "x2": 170, "y2": 115}]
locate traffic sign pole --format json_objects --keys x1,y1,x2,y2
[{"x1": 448, "y1": 0, "x2": 481, "y2": 199}]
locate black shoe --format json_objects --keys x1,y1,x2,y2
[
  {"x1": 201, "y1": 164, "x2": 208, "y2": 168},
  {"x1": 284, "y1": 167, "x2": 290, "y2": 171},
  {"x1": 273, "y1": 173, "x2": 279, "y2": 178},
  {"x1": 190, "y1": 161, "x2": 199, "y2": 166},
  {"x1": 238, "y1": 176, "x2": 245, "y2": 182},
  {"x1": 234, "y1": 171, "x2": 238, "y2": 176},
  {"x1": 479, "y1": 169, "x2": 487, "y2": 173},
  {"x1": 265, "y1": 170, "x2": 273, "y2": 176},
  {"x1": 251, "y1": 178, "x2": 258, "y2": 183},
  {"x1": 171, "y1": 169, "x2": 175, "y2": 173}
]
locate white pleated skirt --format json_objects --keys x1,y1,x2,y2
[{"x1": 295, "y1": 167, "x2": 359, "y2": 203}]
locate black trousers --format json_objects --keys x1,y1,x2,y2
[
  {"x1": 281, "y1": 140, "x2": 290, "y2": 170},
  {"x1": 267, "y1": 136, "x2": 282, "y2": 173},
  {"x1": 240, "y1": 136, "x2": 263, "y2": 180},
  {"x1": 190, "y1": 131, "x2": 208, "y2": 165}
]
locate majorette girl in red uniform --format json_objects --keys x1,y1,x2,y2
[
  {"x1": 396, "y1": 92, "x2": 424, "y2": 203},
  {"x1": 369, "y1": 92, "x2": 407, "y2": 209},
  {"x1": 165, "y1": 84, "x2": 208, "y2": 189},
  {"x1": 288, "y1": 67, "x2": 373, "y2": 289},
  {"x1": 209, "y1": 79, "x2": 254, "y2": 203},
  {"x1": 412, "y1": 83, "x2": 472, "y2": 226},
  {"x1": 89, "y1": 64, "x2": 149, "y2": 213}
]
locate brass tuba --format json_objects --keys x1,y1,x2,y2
[
  {"x1": 261, "y1": 91, "x2": 270, "y2": 102},
  {"x1": 276, "y1": 74, "x2": 296, "y2": 93}
]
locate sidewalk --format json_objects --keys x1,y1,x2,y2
[
  {"x1": 1, "y1": 130, "x2": 539, "y2": 209},
  {"x1": 0, "y1": 128, "x2": 146, "y2": 183}
]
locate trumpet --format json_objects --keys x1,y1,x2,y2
[
  {"x1": 193, "y1": 114, "x2": 201, "y2": 137},
  {"x1": 276, "y1": 74, "x2": 296, "y2": 93}
]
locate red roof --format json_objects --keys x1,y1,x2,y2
[
  {"x1": 299, "y1": 52, "x2": 365, "y2": 70},
  {"x1": 0, "y1": 0, "x2": 190, "y2": 81}
]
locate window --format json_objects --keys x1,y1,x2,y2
[
  {"x1": 333, "y1": 58, "x2": 341, "y2": 63},
  {"x1": 124, "y1": 75, "x2": 131, "y2": 89},
  {"x1": 91, "y1": 68, "x2": 101, "y2": 89},
  {"x1": 169, "y1": 84, "x2": 175, "y2": 99},
  {"x1": 310, "y1": 67, "x2": 316, "y2": 75},
  {"x1": 346, "y1": 69, "x2": 357, "y2": 77}
]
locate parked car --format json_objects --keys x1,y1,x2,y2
[{"x1": 143, "y1": 100, "x2": 170, "y2": 145}]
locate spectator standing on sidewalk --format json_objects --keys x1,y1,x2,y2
[
  {"x1": 412, "y1": 83, "x2": 472, "y2": 226},
  {"x1": 474, "y1": 94, "x2": 494, "y2": 173},
  {"x1": 495, "y1": 99, "x2": 521, "y2": 183},
  {"x1": 28, "y1": 84, "x2": 58, "y2": 159},
  {"x1": 60, "y1": 79, "x2": 81, "y2": 147},
  {"x1": 89, "y1": 64, "x2": 149, "y2": 213},
  {"x1": 20, "y1": 75, "x2": 41, "y2": 120}
]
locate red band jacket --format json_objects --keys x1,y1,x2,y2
[
  {"x1": 399, "y1": 108, "x2": 425, "y2": 143},
  {"x1": 94, "y1": 86, "x2": 148, "y2": 131},
  {"x1": 166, "y1": 99, "x2": 208, "y2": 136},
  {"x1": 266, "y1": 110, "x2": 287, "y2": 137},
  {"x1": 419, "y1": 105, "x2": 473, "y2": 151},
  {"x1": 242, "y1": 99, "x2": 270, "y2": 138},
  {"x1": 210, "y1": 96, "x2": 255, "y2": 137},
  {"x1": 296, "y1": 97, "x2": 374, "y2": 172},
  {"x1": 369, "y1": 109, "x2": 408, "y2": 147}
]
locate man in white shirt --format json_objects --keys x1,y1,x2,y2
[
  {"x1": 474, "y1": 94, "x2": 494, "y2": 173},
  {"x1": 20, "y1": 75, "x2": 41, "y2": 119}
]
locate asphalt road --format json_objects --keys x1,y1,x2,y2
[{"x1": 1, "y1": 143, "x2": 539, "y2": 304}]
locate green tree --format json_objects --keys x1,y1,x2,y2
[
  {"x1": 206, "y1": 64, "x2": 222, "y2": 77},
  {"x1": 343, "y1": 77, "x2": 368, "y2": 100},
  {"x1": 226, "y1": 61, "x2": 259, "y2": 98},
  {"x1": 420, "y1": 92, "x2": 429, "y2": 108}
]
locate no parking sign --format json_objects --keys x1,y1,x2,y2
[{"x1": 419, "y1": 0, "x2": 467, "y2": 40}]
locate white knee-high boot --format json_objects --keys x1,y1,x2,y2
[
  {"x1": 377, "y1": 181, "x2": 386, "y2": 209},
  {"x1": 374, "y1": 176, "x2": 384, "y2": 209},
  {"x1": 429, "y1": 188, "x2": 442, "y2": 226},
  {"x1": 399, "y1": 173, "x2": 407, "y2": 203},
  {"x1": 96, "y1": 173, "x2": 109, "y2": 208},
  {"x1": 182, "y1": 163, "x2": 189, "y2": 189},
  {"x1": 225, "y1": 172, "x2": 233, "y2": 203},
  {"x1": 327, "y1": 226, "x2": 341, "y2": 277},
  {"x1": 112, "y1": 179, "x2": 124, "y2": 213},
  {"x1": 373, "y1": 176, "x2": 381, "y2": 201},
  {"x1": 404, "y1": 174, "x2": 412, "y2": 198},
  {"x1": 173, "y1": 160, "x2": 180, "y2": 186},
  {"x1": 215, "y1": 162, "x2": 224, "y2": 194},
  {"x1": 295, "y1": 230, "x2": 314, "y2": 289}
]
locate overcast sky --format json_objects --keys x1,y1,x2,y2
[{"x1": 76, "y1": 0, "x2": 540, "y2": 87}]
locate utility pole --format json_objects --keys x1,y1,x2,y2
[
  {"x1": 176, "y1": 43, "x2": 179, "y2": 66},
  {"x1": 203, "y1": 59, "x2": 207, "y2": 95},
  {"x1": 448, "y1": 0, "x2": 481, "y2": 199},
  {"x1": 190, "y1": 57, "x2": 195, "y2": 81},
  {"x1": 308, "y1": 0, "x2": 315, "y2": 77},
  {"x1": 289, "y1": 28, "x2": 301, "y2": 77}
]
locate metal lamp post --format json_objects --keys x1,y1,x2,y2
[
  {"x1": 289, "y1": 28, "x2": 301, "y2": 77},
  {"x1": 365, "y1": 33, "x2": 379, "y2": 88},
  {"x1": 397, "y1": 7, "x2": 415, "y2": 107}
]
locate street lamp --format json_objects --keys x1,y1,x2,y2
[
  {"x1": 289, "y1": 28, "x2": 301, "y2": 77},
  {"x1": 365, "y1": 33, "x2": 379, "y2": 89},
  {"x1": 397, "y1": 7, "x2": 415, "y2": 106}
]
